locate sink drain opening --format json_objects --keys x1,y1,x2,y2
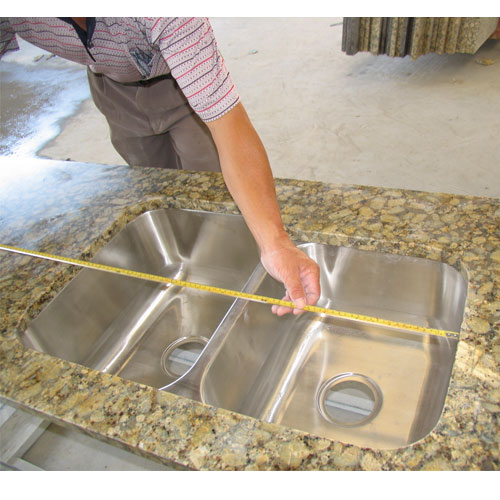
[
  {"x1": 161, "y1": 336, "x2": 208, "y2": 379},
  {"x1": 318, "y1": 373, "x2": 382, "y2": 427}
]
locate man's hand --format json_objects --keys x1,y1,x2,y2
[{"x1": 261, "y1": 239, "x2": 320, "y2": 316}]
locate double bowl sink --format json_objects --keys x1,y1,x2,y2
[{"x1": 22, "y1": 209, "x2": 467, "y2": 449}]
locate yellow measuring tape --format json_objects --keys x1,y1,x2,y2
[{"x1": 0, "y1": 243, "x2": 458, "y2": 339}]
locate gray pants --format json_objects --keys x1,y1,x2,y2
[{"x1": 87, "y1": 70, "x2": 221, "y2": 172}]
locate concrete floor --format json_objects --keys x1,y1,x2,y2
[
  {"x1": 21, "y1": 419, "x2": 173, "y2": 470},
  {"x1": 2, "y1": 18, "x2": 500, "y2": 197},
  {"x1": 1, "y1": 17, "x2": 500, "y2": 471}
]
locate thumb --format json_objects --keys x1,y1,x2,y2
[{"x1": 286, "y1": 278, "x2": 307, "y2": 313}]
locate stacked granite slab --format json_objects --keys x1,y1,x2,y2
[{"x1": 342, "y1": 17, "x2": 499, "y2": 58}]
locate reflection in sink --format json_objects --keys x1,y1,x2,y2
[
  {"x1": 22, "y1": 209, "x2": 467, "y2": 449},
  {"x1": 201, "y1": 244, "x2": 467, "y2": 449},
  {"x1": 23, "y1": 209, "x2": 260, "y2": 387}
]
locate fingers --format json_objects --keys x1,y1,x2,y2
[
  {"x1": 286, "y1": 274, "x2": 308, "y2": 315},
  {"x1": 271, "y1": 292, "x2": 297, "y2": 316},
  {"x1": 261, "y1": 241, "x2": 321, "y2": 317},
  {"x1": 283, "y1": 257, "x2": 321, "y2": 315},
  {"x1": 271, "y1": 263, "x2": 320, "y2": 316},
  {"x1": 301, "y1": 262, "x2": 321, "y2": 307}
]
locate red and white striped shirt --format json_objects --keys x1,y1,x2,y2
[{"x1": 0, "y1": 17, "x2": 240, "y2": 122}]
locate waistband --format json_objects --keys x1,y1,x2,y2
[
  {"x1": 118, "y1": 73, "x2": 174, "y2": 87},
  {"x1": 88, "y1": 69, "x2": 174, "y2": 87}
]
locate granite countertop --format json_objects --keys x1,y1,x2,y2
[{"x1": 0, "y1": 158, "x2": 498, "y2": 470}]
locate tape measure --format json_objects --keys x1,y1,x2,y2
[{"x1": 0, "y1": 243, "x2": 458, "y2": 339}]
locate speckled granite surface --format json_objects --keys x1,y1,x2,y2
[
  {"x1": 0, "y1": 158, "x2": 498, "y2": 470},
  {"x1": 343, "y1": 17, "x2": 499, "y2": 58}
]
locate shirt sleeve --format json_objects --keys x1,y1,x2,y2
[
  {"x1": 149, "y1": 17, "x2": 240, "y2": 122},
  {"x1": 0, "y1": 18, "x2": 20, "y2": 58}
]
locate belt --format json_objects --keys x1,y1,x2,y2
[
  {"x1": 122, "y1": 73, "x2": 174, "y2": 87},
  {"x1": 88, "y1": 68, "x2": 173, "y2": 87}
]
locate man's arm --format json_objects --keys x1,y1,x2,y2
[{"x1": 206, "y1": 102, "x2": 320, "y2": 315}]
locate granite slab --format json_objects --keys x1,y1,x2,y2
[
  {"x1": 342, "y1": 17, "x2": 499, "y2": 58},
  {"x1": 0, "y1": 158, "x2": 498, "y2": 470}
]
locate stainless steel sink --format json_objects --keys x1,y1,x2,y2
[
  {"x1": 22, "y1": 209, "x2": 467, "y2": 449},
  {"x1": 200, "y1": 244, "x2": 467, "y2": 449},
  {"x1": 23, "y1": 209, "x2": 261, "y2": 387}
]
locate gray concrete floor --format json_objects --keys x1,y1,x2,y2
[
  {"x1": 2, "y1": 18, "x2": 500, "y2": 197},
  {"x1": 21, "y1": 419, "x2": 174, "y2": 470},
  {"x1": 1, "y1": 17, "x2": 500, "y2": 471}
]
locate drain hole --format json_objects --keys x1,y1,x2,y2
[
  {"x1": 318, "y1": 373, "x2": 382, "y2": 427},
  {"x1": 325, "y1": 381, "x2": 375, "y2": 423},
  {"x1": 161, "y1": 336, "x2": 208, "y2": 379}
]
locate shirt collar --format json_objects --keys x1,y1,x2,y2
[
  {"x1": 59, "y1": 18, "x2": 96, "y2": 61},
  {"x1": 59, "y1": 18, "x2": 96, "y2": 47}
]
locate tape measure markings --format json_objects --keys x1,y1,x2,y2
[{"x1": 0, "y1": 243, "x2": 458, "y2": 339}]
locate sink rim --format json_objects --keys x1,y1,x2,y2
[{"x1": 18, "y1": 208, "x2": 468, "y2": 451}]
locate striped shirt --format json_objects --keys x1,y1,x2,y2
[{"x1": 0, "y1": 17, "x2": 240, "y2": 122}]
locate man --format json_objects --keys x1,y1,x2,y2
[{"x1": 0, "y1": 17, "x2": 320, "y2": 315}]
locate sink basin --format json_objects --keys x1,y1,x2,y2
[
  {"x1": 22, "y1": 209, "x2": 467, "y2": 449},
  {"x1": 201, "y1": 244, "x2": 467, "y2": 449},
  {"x1": 23, "y1": 209, "x2": 260, "y2": 387}
]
